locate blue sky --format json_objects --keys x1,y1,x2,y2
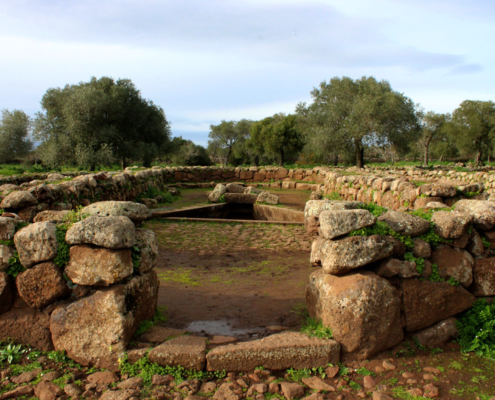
[{"x1": 0, "y1": 0, "x2": 494, "y2": 146}]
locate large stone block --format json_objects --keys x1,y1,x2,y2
[
  {"x1": 0, "y1": 191, "x2": 37, "y2": 210},
  {"x1": 14, "y1": 222, "x2": 58, "y2": 268},
  {"x1": 431, "y1": 211, "x2": 473, "y2": 239},
  {"x1": 413, "y1": 318, "x2": 458, "y2": 348},
  {"x1": 318, "y1": 209, "x2": 376, "y2": 239},
  {"x1": 16, "y1": 262, "x2": 70, "y2": 309},
  {"x1": 65, "y1": 245, "x2": 133, "y2": 286},
  {"x1": 470, "y1": 257, "x2": 495, "y2": 296},
  {"x1": 82, "y1": 201, "x2": 151, "y2": 223},
  {"x1": 318, "y1": 235, "x2": 402, "y2": 275},
  {"x1": 148, "y1": 336, "x2": 207, "y2": 371},
  {"x1": 431, "y1": 247, "x2": 474, "y2": 287},
  {"x1": 206, "y1": 331, "x2": 340, "y2": 372},
  {"x1": 454, "y1": 200, "x2": 495, "y2": 230},
  {"x1": 307, "y1": 269, "x2": 403, "y2": 360},
  {"x1": 0, "y1": 307, "x2": 54, "y2": 351},
  {"x1": 378, "y1": 211, "x2": 430, "y2": 237},
  {"x1": 66, "y1": 216, "x2": 135, "y2": 249},
  {"x1": 208, "y1": 184, "x2": 226, "y2": 203},
  {"x1": 304, "y1": 200, "x2": 364, "y2": 235},
  {"x1": 50, "y1": 271, "x2": 159, "y2": 370},
  {"x1": 134, "y1": 229, "x2": 158, "y2": 274},
  {"x1": 0, "y1": 217, "x2": 16, "y2": 241},
  {"x1": 401, "y1": 279, "x2": 475, "y2": 332},
  {"x1": 0, "y1": 245, "x2": 15, "y2": 271}
]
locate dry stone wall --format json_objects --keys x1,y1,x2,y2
[
  {"x1": 0, "y1": 201, "x2": 159, "y2": 371},
  {"x1": 305, "y1": 199, "x2": 495, "y2": 360}
]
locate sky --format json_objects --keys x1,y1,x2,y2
[{"x1": 0, "y1": 0, "x2": 494, "y2": 146}]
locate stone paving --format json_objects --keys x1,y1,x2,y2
[{"x1": 143, "y1": 220, "x2": 313, "y2": 255}]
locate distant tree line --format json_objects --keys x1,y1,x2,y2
[
  {"x1": 207, "y1": 76, "x2": 495, "y2": 168},
  {"x1": 1, "y1": 75, "x2": 494, "y2": 170}
]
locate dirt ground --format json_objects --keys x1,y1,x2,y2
[{"x1": 143, "y1": 219, "x2": 313, "y2": 339}]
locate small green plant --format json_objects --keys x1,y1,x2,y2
[
  {"x1": 457, "y1": 299, "x2": 495, "y2": 360},
  {"x1": 0, "y1": 344, "x2": 25, "y2": 364},
  {"x1": 6, "y1": 251, "x2": 25, "y2": 278},
  {"x1": 338, "y1": 362, "x2": 349, "y2": 376},
  {"x1": 356, "y1": 203, "x2": 387, "y2": 217},
  {"x1": 54, "y1": 226, "x2": 70, "y2": 269},
  {"x1": 134, "y1": 307, "x2": 168, "y2": 337},
  {"x1": 448, "y1": 361, "x2": 463, "y2": 370},
  {"x1": 324, "y1": 191, "x2": 341, "y2": 201},
  {"x1": 429, "y1": 263, "x2": 444, "y2": 282},
  {"x1": 218, "y1": 194, "x2": 226, "y2": 203},
  {"x1": 430, "y1": 347, "x2": 443, "y2": 355},
  {"x1": 404, "y1": 252, "x2": 425, "y2": 275},
  {"x1": 356, "y1": 367, "x2": 375, "y2": 376},
  {"x1": 447, "y1": 276, "x2": 460, "y2": 286},
  {"x1": 301, "y1": 317, "x2": 333, "y2": 339},
  {"x1": 348, "y1": 380, "x2": 362, "y2": 390},
  {"x1": 481, "y1": 237, "x2": 491, "y2": 249}
]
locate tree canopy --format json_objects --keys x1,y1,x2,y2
[
  {"x1": 447, "y1": 100, "x2": 495, "y2": 166},
  {"x1": 248, "y1": 113, "x2": 304, "y2": 166},
  {"x1": 0, "y1": 109, "x2": 33, "y2": 163},
  {"x1": 297, "y1": 76, "x2": 419, "y2": 167},
  {"x1": 33, "y1": 77, "x2": 171, "y2": 170},
  {"x1": 208, "y1": 119, "x2": 251, "y2": 166}
]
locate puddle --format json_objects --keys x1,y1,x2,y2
[{"x1": 185, "y1": 320, "x2": 265, "y2": 337}]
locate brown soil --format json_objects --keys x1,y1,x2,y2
[{"x1": 143, "y1": 218, "x2": 313, "y2": 339}]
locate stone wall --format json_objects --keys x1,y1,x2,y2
[
  {"x1": 305, "y1": 199, "x2": 495, "y2": 360},
  {"x1": 0, "y1": 201, "x2": 159, "y2": 371}
]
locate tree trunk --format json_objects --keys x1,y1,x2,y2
[
  {"x1": 279, "y1": 148, "x2": 284, "y2": 167},
  {"x1": 424, "y1": 146, "x2": 429, "y2": 167},
  {"x1": 355, "y1": 141, "x2": 364, "y2": 168},
  {"x1": 474, "y1": 150, "x2": 483, "y2": 166},
  {"x1": 121, "y1": 157, "x2": 127, "y2": 170},
  {"x1": 333, "y1": 154, "x2": 339, "y2": 166},
  {"x1": 224, "y1": 147, "x2": 232, "y2": 167},
  {"x1": 90, "y1": 163, "x2": 96, "y2": 172},
  {"x1": 253, "y1": 154, "x2": 259, "y2": 167}
]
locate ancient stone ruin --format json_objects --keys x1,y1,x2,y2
[{"x1": 0, "y1": 164, "x2": 494, "y2": 375}]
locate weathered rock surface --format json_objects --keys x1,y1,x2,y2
[
  {"x1": 135, "y1": 229, "x2": 158, "y2": 274},
  {"x1": 148, "y1": 336, "x2": 207, "y2": 371},
  {"x1": 411, "y1": 238, "x2": 431, "y2": 258},
  {"x1": 50, "y1": 271, "x2": 159, "y2": 370},
  {"x1": 0, "y1": 217, "x2": 16, "y2": 241},
  {"x1": 318, "y1": 209, "x2": 376, "y2": 239},
  {"x1": 206, "y1": 331, "x2": 340, "y2": 371},
  {"x1": 257, "y1": 191, "x2": 279, "y2": 205},
  {"x1": 208, "y1": 184, "x2": 227, "y2": 203},
  {"x1": 454, "y1": 200, "x2": 495, "y2": 230},
  {"x1": 14, "y1": 222, "x2": 58, "y2": 268},
  {"x1": 33, "y1": 210, "x2": 70, "y2": 223},
  {"x1": 0, "y1": 245, "x2": 15, "y2": 271},
  {"x1": 304, "y1": 200, "x2": 364, "y2": 234},
  {"x1": 0, "y1": 307, "x2": 54, "y2": 351},
  {"x1": 224, "y1": 193, "x2": 258, "y2": 204},
  {"x1": 470, "y1": 257, "x2": 495, "y2": 296},
  {"x1": 16, "y1": 262, "x2": 70, "y2": 308},
  {"x1": 431, "y1": 211, "x2": 473, "y2": 239},
  {"x1": 66, "y1": 216, "x2": 135, "y2": 249},
  {"x1": 431, "y1": 247, "x2": 474, "y2": 287},
  {"x1": 318, "y1": 235, "x2": 402, "y2": 275},
  {"x1": 378, "y1": 211, "x2": 430, "y2": 236},
  {"x1": 226, "y1": 184, "x2": 245, "y2": 194},
  {"x1": 376, "y1": 258, "x2": 420, "y2": 278},
  {"x1": 307, "y1": 269, "x2": 403, "y2": 360},
  {"x1": 0, "y1": 272, "x2": 14, "y2": 314},
  {"x1": 82, "y1": 201, "x2": 151, "y2": 223},
  {"x1": 401, "y1": 279, "x2": 476, "y2": 332},
  {"x1": 244, "y1": 187, "x2": 262, "y2": 195},
  {"x1": 413, "y1": 317, "x2": 458, "y2": 347},
  {"x1": 466, "y1": 230, "x2": 485, "y2": 256},
  {"x1": 0, "y1": 191, "x2": 37, "y2": 209},
  {"x1": 34, "y1": 381, "x2": 64, "y2": 400},
  {"x1": 65, "y1": 245, "x2": 133, "y2": 286},
  {"x1": 419, "y1": 184, "x2": 457, "y2": 198}
]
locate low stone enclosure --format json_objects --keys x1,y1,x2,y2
[{"x1": 0, "y1": 164, "x2": 495, "y2": 375}]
